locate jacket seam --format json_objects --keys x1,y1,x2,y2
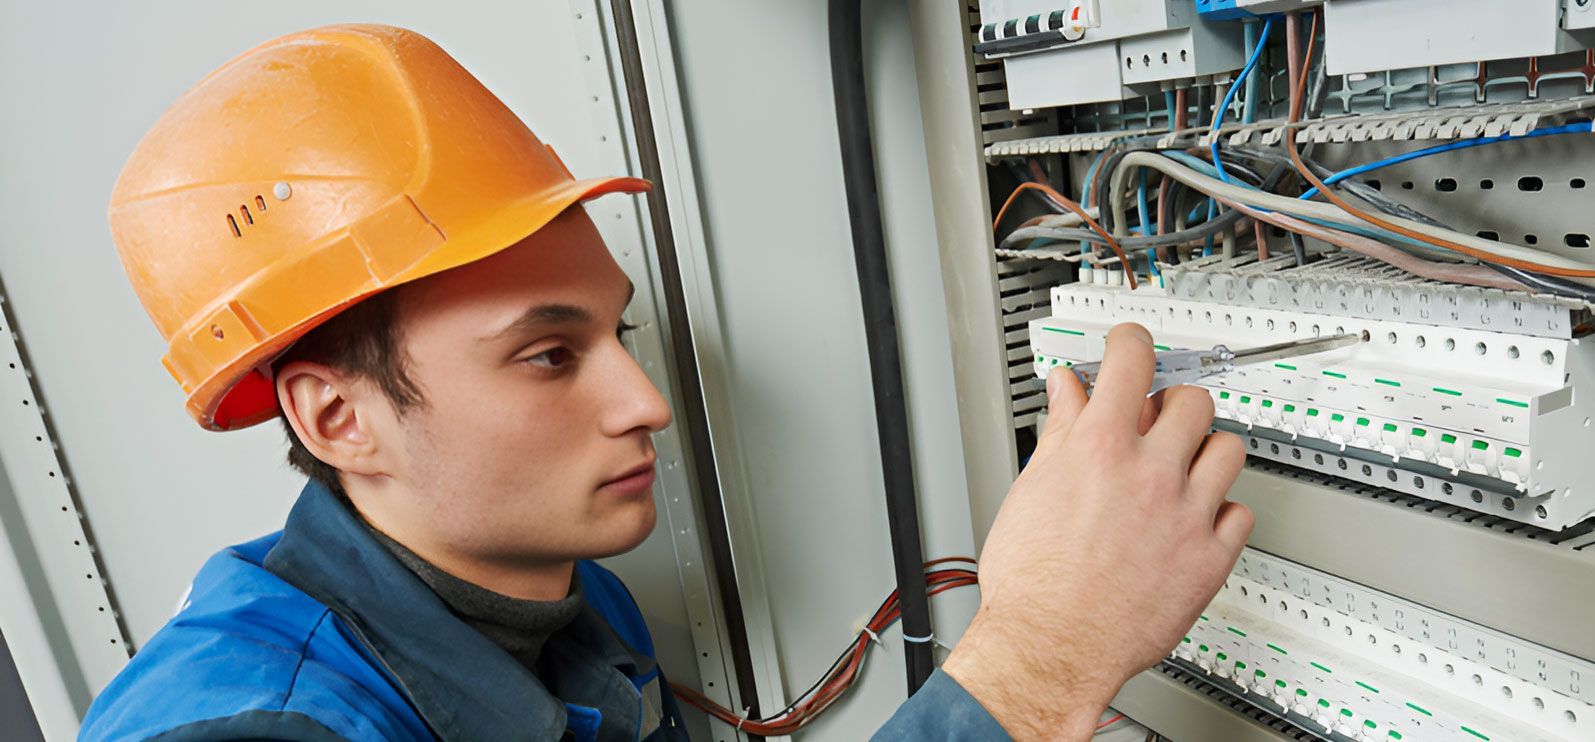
[{"x1": 280, "y1": 608, "x2": 334, "y2": 712}]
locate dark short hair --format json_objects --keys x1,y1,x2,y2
[{"x1": 270, "y1": 289, "x2": 423, "y2": 493}]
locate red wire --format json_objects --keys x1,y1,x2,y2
[
  {"x1": 670, "y1": 564, "x2": 979, "y2": 734},
  {"x1": 1097, "y1": 712, "x2": 1126, "y2": 730}
]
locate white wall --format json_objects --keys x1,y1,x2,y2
[{"x1": 0, "y1": 1, "x2": 706, "y2": 736}]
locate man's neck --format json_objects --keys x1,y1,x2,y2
[{"x1": 341, "y1": 483, "x2": 575, "y2": 602}]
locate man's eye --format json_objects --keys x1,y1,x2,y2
[{"x1": 526, "y1": 347, "x2": 574, "y2": 369}]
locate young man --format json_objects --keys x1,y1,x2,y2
[{"x1": 83, "y1": 24, "x2": 1250, "y2": 741}]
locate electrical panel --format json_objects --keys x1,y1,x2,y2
[{"x1": 970, "y1": 0, "x2": 1595, "y2": 736}]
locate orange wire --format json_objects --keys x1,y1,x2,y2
[
  {"x1": 1282, "y1": 13, "x2": 1595, "y2": 278},
  {"x1": 993, "y1": 181, "x2": 1139, "y2": 289}
]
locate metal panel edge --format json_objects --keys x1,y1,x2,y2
[
  {"x1": 907, "y1": 0, "x2": 1020, "y2": 551},
  {"x1": 1113, "y1": 666, "x2": 1306, "y2": 742}
]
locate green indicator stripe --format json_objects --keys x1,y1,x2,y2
[
  {"x1": 1405, "y1": 702, "x2": 1432, "y2": 717},
  {"x1": 1153, "y1": 344, "x2": 1171, "y2": 351},
  {"x1": 1216, "y1": 652, "x2": 1227, "y2": 661},
  {"x1": 1411, "y1": 427, "x2": 1427, "y2": 437},
  {"x1": 1254, "y1": 669, "x2": 1267, "y2": 678},
  {"x1": 1331, "y1": 413, "x2": 1345, "y2": 422},
  {"x1": 1035, "y1": 355, "x2": 1043, "y2": 362},
  {"x1": 1275, "y1": 363, "x2": 1297, "y2": 370},
  {"x1": 1365, "y1": 720, "x2": 1378, "y2": 729},
  {"x1": 1317, "y1": 699, "x2": 1331, "y2": 708},
  {"x1": 1461, "y1": 726, "x2": 1489, "y2": 741},
  {"x1": 1227, "y1": 626, "x2": 1247, "y2": 637},
  {"x1": 1310, "y1": 662, "x2": 1333, "y2": 674},
  {"x1": 1295, "y1": 689, "x2": 1309, "y2": 697},
  {"x1": 1240, "y1": 395, "x2": 1252, "y2": 404},
  {"x1": 1356, "y1": 681, "x2": 1381, "y2": 693},
  {"x1": 1505, "y1": 447, "x2": 1522, "y2": 458},
  {"x1": 1383, "y1": 423, "x2": 1398, "y2": 432},
  {"x1": 1340, "y1": 708, "x2": 1354, "y2": 718},
  {"x1": 1182, "y1": 637, "x2": 1192, "y2": 643},
  {"x1": 1267, "y1": 643, "x2": 1288, "y2": 655},
  {"x1": 1376, "y1": 378, "x2": 1401, "y2": 387},
  {"x1": 1307, "y1": 408, "x2": 1320, "y2": 417},
  {"x1": 1198, "y1": 644, "x2": 1209, "y2": 652},
  {"x1": 1219, "y1": 391, "x2": 1231, "y2": 399},
  {"x1": 1356, "y1": 417, "x2": 1371, "y2": 427},
  {"x1": 1262, "y1": 399, "x2": 1274, "y2": 408},
  {"x1": 1389, "y1": 733, "x2": 1404, "y2": 740},
  {"x1": 1497, "y1": 398, "x2": 1528, "y2": 408},
  {"x1": 1433, "y1": 387, "x2": 1463, "y2": 396},
  {"x1": 1441, "y1": 433, "x2": 1457, "y2": 444},
  {"x1": 1275, "y1": 679, "x2": 1287, "y2": 688},
  {"x1": 1284, "y1": 404, "x2": 1296, "y2": 413},
  {"x1": 1472, "y1": 440, "x2": 1489, "y2": 451},
  {"x1": 1199, "y1": 614, "x2": 1210, "y2": 621},
  {"x1": 1323, "y1": 370, "x2": 1348, "y2": 379},
  {"x1": 1235, "y1": 661, "x2": 1247, "y2": 670},
  {"x1": 1043, "y1": 327, "x2": 1085, "y2": 336}
]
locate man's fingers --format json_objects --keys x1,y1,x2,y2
[
  {"x1": 1187, "y1": 431, "x2": 1245, "y2": 511},
  {"x1": 1043, "y1": 366, "x2": 1089, "y2": 437},
  {"x1": 1146, "y1": 385, "x2": 1214, "y2": 461},
  {"x1": 1213, "y1": 500, "x2": 1255, "y2": 555},
  {"x1": 1081, "y1": 324, "x2": 1156, "y2": 431}
]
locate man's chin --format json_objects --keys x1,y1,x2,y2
[{"x1": 586, "y1": 497, "x2": 659, "y2": 559}]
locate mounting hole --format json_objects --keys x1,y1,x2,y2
[
  {"x1": 1445, "y1": 664, "x2": 1456, "y2": 675},
  {"x1": 1361, "y1": 464, "x2": 1373, "y2": 476},
  {"x1": 1386, "y1": 332, "x2": 1397, "y2": 344},
  {"x1": 1313, "y1": 453, "x2": 1324, "y2": 465},
  {"x1": 1418, "y1": 653, "x2": 1428, "y2": 664},
  {"x1": 1337, "y1": 459, "x2": 1348, "y2": 470},
  {"x1": 1250, "y1": 438, "x2": 1259, "y2": 449},
  {"x1": 1322, "y1": 617, "x2": 1331, "y2": 628},
  {"x1": 1537, "y1": 505, "x2": 1549, "y2": 519},
  {"x1": 1503, "y1": 497, "x2": 1517, "y2": 512},
  {"x1": 1386, "y1": 470, "x2": 1397, "y2": 482},
  {"x1": 1475, "y1": 341, "x2": 1487, "y2": 356},
  {"x1": 1477, "y1": 230, "x2": 1500, "y2": 241},
  {"x1": 1566, "y1": 710, "x2": 1577, "y2": 723},
  {"x1": 1471, "y1": 489, "x2": 1484, "y2": 503},
  {"x1": 1415, "y1": 335, "x2": 1426, "y2": 348},
  {"x1": 1567, "y1": 233, "x2": 1591, "y2": 249},
  {"x1": 1544, "y1": 350, "x2": 1556, "y2": 365},
  {"x1": 1473, "y1": 673, "x2": 1484, "y2": 686},
  {"x1": 1400, "y1": 181, "x2": 1415, "y2": 190},
  {"x1": 1180, "y1": 49, "x2": 1188, "y2": 61},
  {"x1": 1525, "y1": 234, "x2": 1540, "y2": 245},
  {"x1": 1533, "y1": 697, "x2": 1545, "y2": 710},
  {"x1": 1480, "y1": 179, "x2": 1494, "y2": 190},
  {"x1": 1269, "y1": 443, "x2": 1280, "y2": 454},
  {"x1": 1435, "y1": 177, "x2": 1458, "y2": 192},
  {"x1": 1442, "y1": 482, "x2": 1454, "y2": 495},
  {"x1": 1508, "y1": 345, "x2": 1520, "y2": 360},
  {"x1": 1518, "y1": 176, "x2": 1545, "y2": 192},
  {"x1": 210, "y1": 325, "x2": 225, "y2": 340},
  {"x1": 1414, "y1": 476, "x2": 1425, "y2": 489},
  {"x1": 1573, "y1": 178, "x2": 1587, "y2": 189},
  {"x1": 1444, "y1": 338, "x2": 1456, "y2": 351}
]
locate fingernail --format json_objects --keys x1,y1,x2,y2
[{"x1": 1047, "y1": 368, "x2": 1060, "y2": 400}]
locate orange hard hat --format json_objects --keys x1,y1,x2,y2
[{"x1": 109, "y1": 24, "x2": 649, "y2": 431}]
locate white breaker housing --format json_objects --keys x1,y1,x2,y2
[
  {"x1": 1173, "y1": 549, "x2": 1595, "y2": 741},
  {"x1": 1028, "y1": 281, "x2": 1595, "y2": 530}
]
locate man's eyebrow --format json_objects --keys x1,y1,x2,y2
[{"x1": 483, "y1": 304, "x2": 593, "y2": 342}]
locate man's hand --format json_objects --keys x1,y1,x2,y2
[{"x1": 943, "y1": 323, "x2": 1251, "y2": 740}]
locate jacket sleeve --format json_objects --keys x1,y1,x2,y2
[{"x1": 871, "y1": 669, "x2": 1011, "y2": 741}]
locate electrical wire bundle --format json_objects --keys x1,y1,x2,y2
[
  {"x1": 992, "y1": 10, "x2": 1595, "y2": 305},
  {"x1": 671, "y1": 558, "x2": 979, "y2": 736}
]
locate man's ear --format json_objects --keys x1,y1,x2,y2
[{"x1": 275, "y1": 361, "x2": 387, "y2": 477}]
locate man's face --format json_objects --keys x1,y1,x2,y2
[{"x1": 370, "y1": 209, "x2": 670, "y2": 567}]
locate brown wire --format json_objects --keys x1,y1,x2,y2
[{"x1": 994, "y1": 181, "x2": 1139, "y2": 289}]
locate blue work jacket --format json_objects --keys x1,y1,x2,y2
[{"x1": 79, "y1": 480, "x2": 691, "y2": 741}]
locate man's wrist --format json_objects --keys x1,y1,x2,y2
[{"x1": 942, "y1": 607, "x2": 1117, "y2": 740}]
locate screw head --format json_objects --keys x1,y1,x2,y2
[{"x1": 273, "y1": 181, "x2": 292, "y2": 200}]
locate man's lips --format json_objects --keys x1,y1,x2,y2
[{"x1": 600, "y1": 460, "x2": 657, "y2": 496}]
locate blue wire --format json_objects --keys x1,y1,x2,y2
[
  {"x1": 1299, "y1": 122, "x2": 1593, "y2": 200},
  {"x1": 1136, "y1": 169, "x2": 1162, "y2": 284},
  {"x1": 1211, "y1": 17, "x2": 1273, "y2": 183},
  {"x1": 1164, "y1": 90, "x2": 1178, "y2": 131}
]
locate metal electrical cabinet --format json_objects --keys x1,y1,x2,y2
[{"x1": 913, "y1": 0, "x2": 1595, "y2": 740}]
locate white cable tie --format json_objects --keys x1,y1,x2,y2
[
  {"x1": 903, "y1": 631, "x2": 935, "y2": 645},
  {"x1": 862, "y1": 626, "x2": 883, "y2": 648},
  {"x1": 736, "y1": 707, "x2": 751, "y2": 731}
]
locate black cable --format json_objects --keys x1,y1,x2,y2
[{"x1": 828, "y1": 0, "x2": 934, "y2": 694}]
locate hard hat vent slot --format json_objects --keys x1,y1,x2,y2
[{"x1": 227, "y1": 196, "x2": 269, "y2": 238}]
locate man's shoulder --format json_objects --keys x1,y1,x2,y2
[{"x1": 80, "y1": 538, "x2": 430, "y2": 741}]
